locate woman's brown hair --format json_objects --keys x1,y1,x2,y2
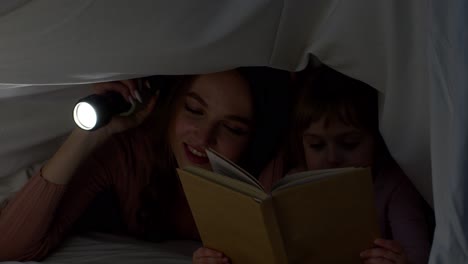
[
  {"x1": 137, "y1": 67, "x2": 292, "y2": 241},
  {"x1": 136, "y1": 75, "x2": 193, "y2": 241}
]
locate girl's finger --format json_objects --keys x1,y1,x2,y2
[
  {"x1": 361, "y1": 248, "x2": 398, "y2": 260},
  {"x1": 374, "y1": 239, "x2": 404, "y2": 254},
  {"x1": 363, "y1": 257, "x2": 394, "y2": 264}
]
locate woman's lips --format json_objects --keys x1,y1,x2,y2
[{"x1": 183, "y1": 143, "x2": 209, "y2": 165}]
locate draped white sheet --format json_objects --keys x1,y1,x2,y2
[{"x1": 0, "y1": 0, "x2": 466, "y2": 263}]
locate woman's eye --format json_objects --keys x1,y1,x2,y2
[
  {"x1": 184, "y1": 103, "x2": 203, "y2": 115},
  {"x1": 223, "y1": 124, "x2": 248, "y2": 136}
]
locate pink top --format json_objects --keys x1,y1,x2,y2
[
  {"x1": 0, "y1": 126, "x2": 198, "y2": 261},
  {"x1": 260, "y1": 154, "x2": 432, "y2": 264}
]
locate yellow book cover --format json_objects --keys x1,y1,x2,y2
[{"x1": 177, "y1": 148, "x2": 380, "y2": 264}]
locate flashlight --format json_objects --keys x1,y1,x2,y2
[
  {"x1": 73, "y1": 76, "x2": 172, "y2": 131},
  {"x1": 73, "y1": 91, "x2": 134, "y2": 131}
]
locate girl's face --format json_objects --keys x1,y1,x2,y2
[
  {"x1": 169, "y1": 70, "x2": 254, "y2": 170},
  {"x1": 302, "y1": 117, "x2": 375, "y2": 170}
]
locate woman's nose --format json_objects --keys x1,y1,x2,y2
[{"x1": 196, "y1": 123, "x2": 218, "y2": 146}]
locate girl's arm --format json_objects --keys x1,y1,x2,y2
[
  {"x1": 361, "y1": 166, "x2": 432, "y2": 264},
  {"x1": 386, "y1": 173, "x2": 432, "y2": 264}
]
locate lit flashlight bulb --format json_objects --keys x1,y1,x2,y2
[
  {"x1": 73, "y1": 102, "x2": 98, "y2": 130},
  {"x1": 73, "y1": 91, "x2": 133, "y2": 131}
]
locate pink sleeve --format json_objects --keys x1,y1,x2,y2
[
  {"x1": 387, "y1": 175, "x2": 432, "y2": 264},
  {"x1": 258, "y1": 152, "x2": 286, "y2": 193},
  {"x1": 0, "y1": 136, "x2": 127, "y2": 261}
]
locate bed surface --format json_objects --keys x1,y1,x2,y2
[{"x1": 2, "y1": 233, "x2": 200, "y2": 264}]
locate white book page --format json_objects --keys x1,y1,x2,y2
[
  {"x1": 206, "y1": 148, "x2": 264, "y2": 191},
  {"x1": 272, "y1": 167, "x2": 364, "y2": 192}
]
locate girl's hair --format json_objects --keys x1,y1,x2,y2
[
  {"x1": 286, "y1": 64, "x2": 380, "y2": 170},
  {"x1": 137, "y1": 67, "x2": 291, "y2": 241}
]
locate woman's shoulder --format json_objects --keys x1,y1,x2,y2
[
  {"x1": 112, "y1": 124, "x2": 156, "y2": 155},
  {"x1": 90, "y1": 124, "x2": 157, "y2": 179}
]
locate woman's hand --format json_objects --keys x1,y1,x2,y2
[
  {"x1": 360, "y1": 239, "x2": 408, "y2": 264},
  {"x1": 193, "y1": 247, "x2": 230, "y2": 264},
  {"x1": 92, "y1": 79, "x2": 157, "y2": 136}
]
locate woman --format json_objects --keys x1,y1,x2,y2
[{"x1": 0, "y1": 68, "x2": 290, "y2": 261}]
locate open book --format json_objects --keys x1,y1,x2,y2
[{"x1": 177, "y1": 148, "x2": 380, "y2": 264}]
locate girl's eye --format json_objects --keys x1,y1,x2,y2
[
  {"x1": 308, "y1": 143, "x2": 325, "y2": 150},
  {"x1": 184, "y1": 103, "x2": 203, "y2": 115},
  {"x1": 341, "y1": 142, "x2": 360, "y2": 151},
  {"x1": 223, "y1": 124, "x2": 248, "y2": 136}
]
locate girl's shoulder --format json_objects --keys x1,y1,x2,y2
[
  {"x1": 374, "y1": 158, "x2": 406, "y2": 187},
  {"x1": 373, "y1": 157, "x2": 424, "y2": 207}
]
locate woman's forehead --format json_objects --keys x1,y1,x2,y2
[
  {"x1": 185, "y1": 71, "x2": 254, "y2": 118},
  {"x1": 189, "y1": 70, "x2": 250, "y2": 93}
]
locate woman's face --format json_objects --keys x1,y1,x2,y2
[
  {"x1": 302, "y1": 116, "x2": 375, "y2": 170},
  {"x1": 169, "y1": 70, "x2": 254, "y2": 170}
]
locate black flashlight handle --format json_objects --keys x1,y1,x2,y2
[
  {"x1": 100, "y1": 91, "x2": 133, "y2": 114},
  {"x1": 75, "y1": 76, "x2": 168, "y2": 131},
  {"x1": 76, "y1": 91, "x2": 132, "y2": 130}
]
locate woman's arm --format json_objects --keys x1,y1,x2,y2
[
  {"x1": 0, "y1": 80, "x2": 157, "y2": 261},
  {"x1": 0, "y1": 129, "x2": 122, "y2": 261},
  {"x1": 42, "y1": 128, "x2": 109, "y2": 184},
  {"x1": 193, "y1": 247, "x2": 230, "y2": 264}
]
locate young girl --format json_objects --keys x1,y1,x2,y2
[
  {"x1": 284, "y1": 65, "x2": 432, "y2": 264},
  {"x1": 0, "y1": 68, "x2": 290, "y2": 261}
]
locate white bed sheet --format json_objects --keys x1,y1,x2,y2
[{"x1": 1, "y1": 233, "x2": 200, "y2": 264}]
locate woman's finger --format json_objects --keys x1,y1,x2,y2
[
  {"x1": 194, "y1": 257, "x2": 228, "y2": 264},
  {"x1": 193, "y1": 247, "x2": 220, "y2": 257},
  {"x1": 193, "y1": 247, "x2": 230, "y2": 264},
  {"x1": 194, "y1": 248, "x2": 230, "y2": 263},
  {"x1": 92, "y1": 81, "x2": 133, "y2": 103},
  {"x1": 102, "y1": 92, "x2": 158, "y2": 134},
  {"x1": 133, "y1": 95, "x2": 157, "y2": 122},
  {"x1": 120, "y1": 79, "x2": 141, "y2": 103}
]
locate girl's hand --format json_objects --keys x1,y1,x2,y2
[
  {"x1": 193, "y1": 247, "x2": 230, "y2": 264},
  {"x1": 360, "y1": 239, "x2": 408, "y2": 264},
  {"x1": 92, "y1": 79, "x2": 157, "y2": 136}
]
